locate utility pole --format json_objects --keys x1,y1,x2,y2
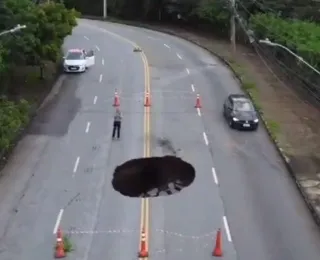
[
  {"x1": 230, "y1": 0, "x2": 236, "y2": 53},
  {"x1": 103, "y1": 0, "x2": 107, "y2": 19}
]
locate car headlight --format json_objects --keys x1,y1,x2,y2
[
  {"x1": 254, "y1": 118, "x2": 259, "y2": 123},
  {"x1": 232, "y1": 117, "x2": 239, "y2": 121}
]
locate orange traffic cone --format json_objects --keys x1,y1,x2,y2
[
  {"x1": 113, "y1": 90, "x2": 120, "y2": 107},
  {"x1": 138, "y1": 228, "x2": 149, "y2": 257},
  {"x1": 195, "y1": 94, "x2": 202, "y2": 108},
  {"x1": 212, "y1": 229, "x2": 223, "y2": 257},
  {"x1": 55, "y1": 227, "x2": 66, "y2": 258},
  {"x1": 144, "y1": 92, "x2": 151, "y2": 107}
]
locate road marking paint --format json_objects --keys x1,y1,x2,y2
[
  {"x1": 77, "y1": 23, "x2": 151, "y2": 256},
  {"x1": 191, "y1": 84, "x2": 195, "y2": 92},
  {"x1": 223, "y1": 216, "x2": 232, "y2": 242},
  {"x1": 53, "y1": 209, "x2": 64, "y2": 234},
  {"x1": 73, "y1": 156, "x2": 80, "y2": 176},
  {"x1": 93, "y1": 96, "x2": 97, "y2": 104},
  {"x1": 186, "y1": 68, "x2": 190, "y2": 74},
  {"x1": 84, "y1": 36, "x2": 89, "y2": 40},
  {"x1": 85, "y1": 122, "x2": 91, "y2": 133},
  {"x1": 95, "y1": 45, "x2": 100, "y2": 51},
  {"x1": 102, "y1": 59, "x2": 104, "y2": 65},
  {"x1": 203, "y1": 132, "x2": 208, "y2": 145},
  {"x1": 197, "y1": 108, "x2": 201, "y2": 116},
  {"x1": 164, "y1": 43, "x2": 170, "y2": 48},
  {"x1": 99, "y1": 74, "x2": 103, "y2": 82},
  {"x1": 176, "y1": 53, "x2": 182, "y2": 59},
  {"x1": 212, "y1": 167, "x2": 218, "y2": 184}
]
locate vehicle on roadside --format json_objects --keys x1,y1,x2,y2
[
  {"x1": 63, "y1": 48, "x2": 95, "y2": 73},
  {"x1": 223, "y1": 94, "x2": 259, "y2": 130}
]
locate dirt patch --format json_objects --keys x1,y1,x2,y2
[{"x1": 112, "y1": 156, "x2": 195, "y2": 198}]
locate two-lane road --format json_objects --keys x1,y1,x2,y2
[
  {"x1": 81, "y1": 19, "x2": 320, "y2": 260},
  {"x1": 0, "y1": 18, "x2": 320, "y2": 260}
]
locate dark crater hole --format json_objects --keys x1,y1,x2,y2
[{"x1": 111, "y1": 156, "x2": 195, "y2": 198}]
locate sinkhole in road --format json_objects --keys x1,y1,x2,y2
[{"x1": 111, "y1": 155, "x2": 195, "y2": 198}]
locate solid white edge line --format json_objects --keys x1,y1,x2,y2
[
  {"x1": 84, "y1": 36, "x2": 89, "y2": 40},
  {"x1": 186, "y1": 68, "x2": 190, "y2": 74},
  {"x1": 99, "y1": 74, "x2": 103, "y2": 82},
  {"x1": 223, "y1": 216, "x2": 232, "y2": 242},
  {"x1": 95, "y1": 45, "x2": 100, "y2": 51},
  {"x1": 85, "y1": 122, "x2": 91, "y2": 133},
  {"x1": 191, "y1": 84, "x2": 195, "y2": 92},
  {"x1": 203, "y1": 132, "x2": 208, "y2": 145},
  {"x1": 211, "y1": 167, "x2": 218, "y2": 184},
  {"x1": 93, "y1": 96, "x2": 97, "y2": 104},
  {"x1": 164, "y1": 43, "x2": 170, "y2": 48},
  {"x1": 176, "y1": 53, "x2": 182, "y2": 59},
  {"x1": 102, "y1": 59, "x2": 104, "y2": 65},
  {"x1": 73, "y1": 156, "x2": 80, "y2": 173},
  {"x1": 53, "y1": 209, "x2": 64, "y2": 234},
  {"x1": 197, "y1": 108, "x2": 201, "y2": 116}
]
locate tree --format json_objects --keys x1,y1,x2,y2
[
  {"x1": 195, "y1": 0, "x2": 230, "y2": 29},
  {"x1": 1, "y1": 0, "x2": 78, "y2": 78},
  {"x1": 0, "y1": 0, "x2": 79, "y2": 152}
]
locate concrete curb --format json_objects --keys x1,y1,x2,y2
[{"x1": 82, "y1": 16, "x2": 320, "y2": 226}]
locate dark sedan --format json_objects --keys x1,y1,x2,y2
[{"x1": 223, "y1": 94, "x2": 259, "y2": 130}]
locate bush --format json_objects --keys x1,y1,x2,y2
[
  {"x1": 249, "y1": 13, "x2": 320, "y2": 69},
  {"x1": 0, "y1": 98, "x2": 30, "y2": 151}
]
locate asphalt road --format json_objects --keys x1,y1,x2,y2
[
  {"x1": 80, "y1": 19, "x2": 320, "y2": 260},
  {"x1": 0, "y1": 18, "x2": 320, "y2": 260},
  {"x1": 0, "y1": 23, "x2": 145, "y2": 259}
]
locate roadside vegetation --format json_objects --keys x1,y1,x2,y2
[{"x1": 0, "y1": 0, "x2": 79, "y2": 157}]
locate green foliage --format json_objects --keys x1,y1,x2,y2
[
  {"x1": 195, "y1": 0, "x2": 230, "y2": 28},
  {"x1": 0, "y1": 0, "x2": 78, "y2": 154},
  {"x1": 63, "y1": 235, "x2": 74, "y2": 252},
  {"x1": 249, "y1": 13, "x2": 320, "y2": 68},
  {"x1": 0, "y1": 98, "x2": 30, "y2": 151},
  {"x1": 1, "y1": 0, "x2": 78, "y2": 67}
]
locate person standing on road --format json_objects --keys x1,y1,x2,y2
[{"x1": 112, "y1": 108, "x2": 122, "y2": 139}]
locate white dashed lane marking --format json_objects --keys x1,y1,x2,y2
[
  {"x1": 93, "y1": 96, "x2": 97, "y2": 104},
  {"x1": 197, "y1": 108, "x2": 201, "y2": 117},
  {"x1": 73, "y1": 156, "x2": 80, "y2": 177},
  {"x1": 84, "y1": 36, "x2": 89, "y2": 40},
  {"x1": 95, "y1": 45, "x2": 100, "y2": 51},
  {"x1": 176, "y1": 53, "x2": 182, "y2": 59},
  {"x1": 164, "y1": 43, "x2": 170, "y2": 49},
  {"x1": 223, "y1": 216, "x2": 232, "y2": 242},
  {"x1": 85, "y1": 122, "x2": 91, "y2": 133},
  {"x1": 203, "y1": 132, "x2": 208, "y2": 145},
  {"x1": 186, "y1": 68, "x2": 190, "y2": 74},
  {"x1": 53, "y1": 209, "x2": 64, "y2": 234},
  {"x1": 211, "y1": 167, "x2": 218, "y2": 184},
  {"x1": 102, "y1": 59, "x2": 104, "y2": 65},
  {"x1": 191, "y1": 84, "x2": 195, "y2": 92},
  {"x1": 99, "y1": 74, "x2": 103, "y2": 82}
]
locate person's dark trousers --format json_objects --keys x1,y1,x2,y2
[{"x1": 112, "y1": 121, "x2": 121, "y2": 138}]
